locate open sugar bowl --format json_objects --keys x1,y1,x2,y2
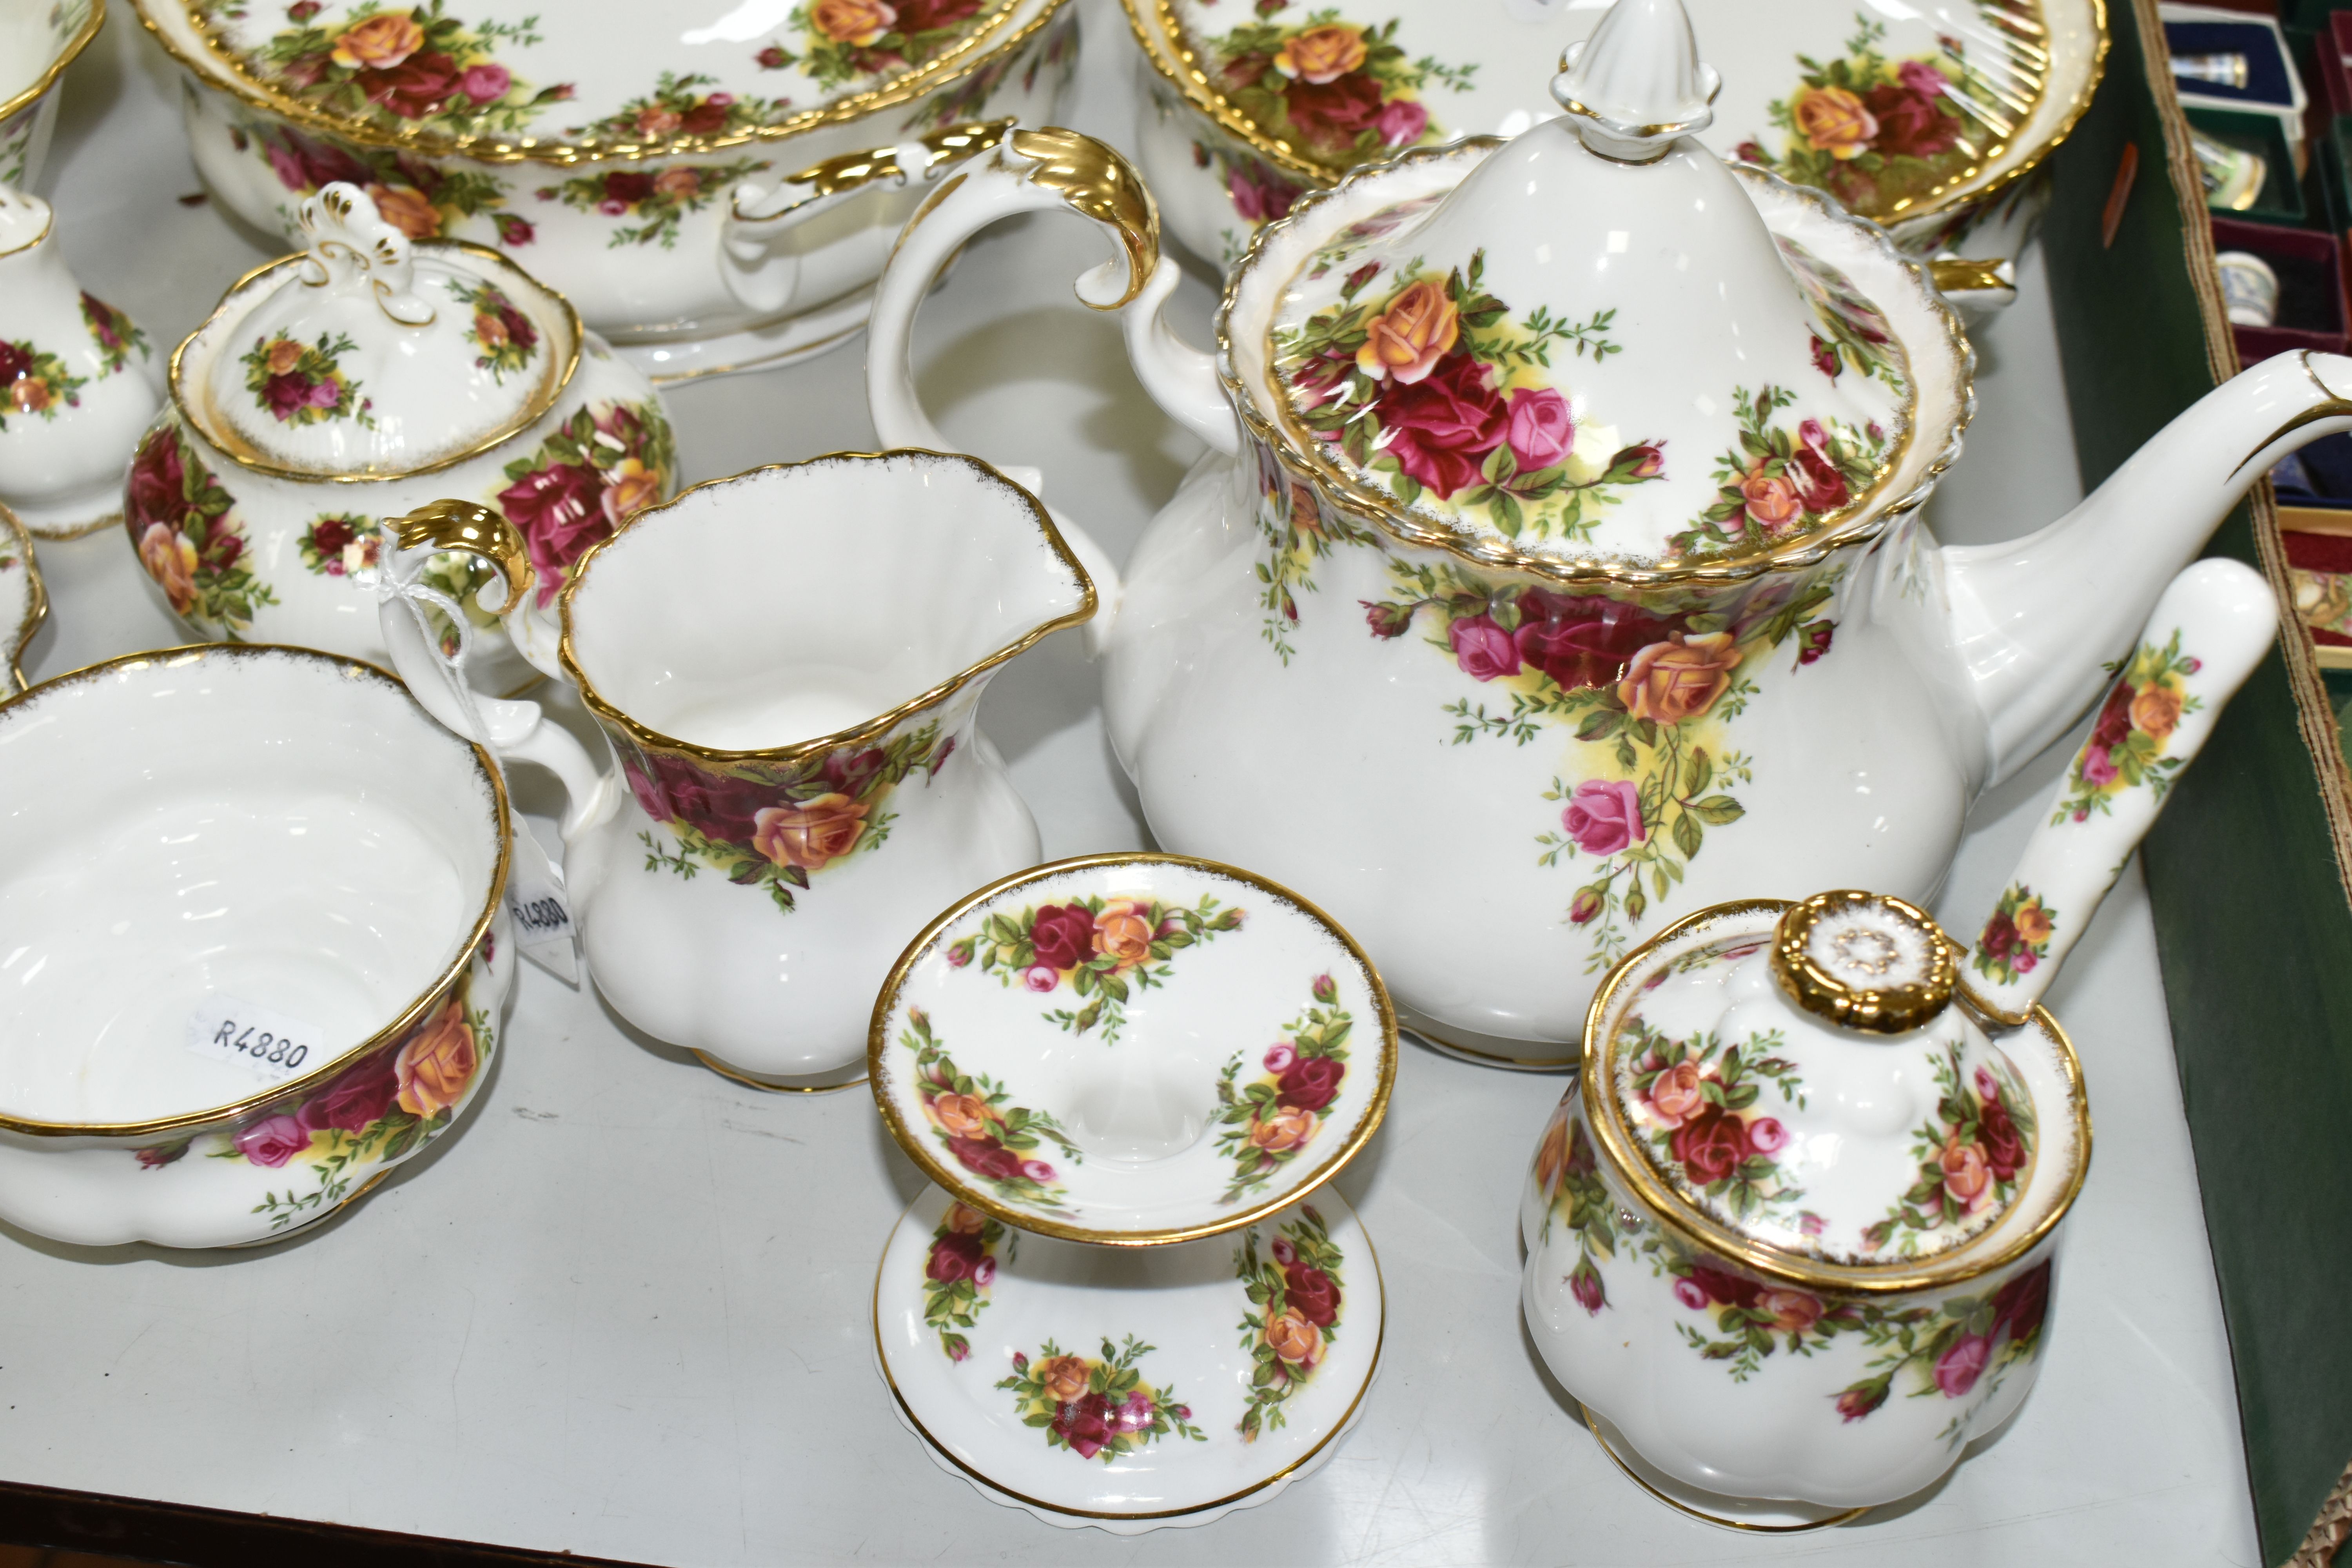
[
  {"x1": 868, "y1": 853, "x2": 1397, "y2": 1528},
  {"x1": 0, "y1": 644, "x2": 514, "y2": 1249},
  {"x1": 1519, "y1": 559, "x2": 2279, "y2": 1525}
]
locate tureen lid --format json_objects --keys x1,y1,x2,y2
[
  {"x1": 156, "y1": 0, "x2": 1041, "y2": 161},
  {"x1": 1598, "y1": 891, "x2": 2042, "y2": 1267},
  {"x1": 182, "y1": 183, "x2": 575, "y2": 478},
  {"x1": 1261, "y1": 0, "x2": 1926, "y2": 571}
]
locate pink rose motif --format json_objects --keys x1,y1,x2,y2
[
  {"x1": 1021, "y1": 964, "x2": 1059, "y2": 993},
  {"x1": 458, "y1": 63, "x2": 511, "y2": 102},
  {"x1": 1020, "y1": 1158, "x2": 1055, "y2": 1183},
  {"x1": 1271, "y1": 1236, "x2": 1296, "y2": 1266},
  {"x1": 1672, "y1": 1276, "x2": 1709, "y2": 1311},
  {"x1": 1811, "y1": 334, "x2": 1840, "y2": 380},
  {"x1": 1563, "y1": 779, "x2": 1646, "y2": 856},
  {"x1": 2080, "y1": 747, "x2": 2118, "y2": 787},
  {"x1": 1933, "y1": 1333, "x2": 1991, "y2": 1397},
  {"x1": 1372, "y1": 96, "x2": 1428, "y2": 146},
  {"x1": 1570, "y1": 1262, "x2": 1605, "y2": 1315},
  {"x1": 235, "y1": 1115, "x2": 312, "y2": 1169},
  {"x1": 945, "y1": 944, "x2": 971, "y2": 968},
  {"x1": 973, "y1": 1254, "x2": 996, "y2": 1286},
  {"x1": 1263, "y1": 1041, "x2": 1298, "y2": 1074},
  {"x1": 1446, "y1": 614, "x2": 1521, "y2": 681},
  {"x1": 1504, "y1": 386, "x2": 1573, "y2": 471},
  {"x1": 1748, "y1": 1116, "x2": 1788, "y2": 1154},
  {"x1": 1897, "y1": 59, "x2": 1949, "y2": 98}
]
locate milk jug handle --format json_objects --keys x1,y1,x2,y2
[
  {"x1": 375, "y1": 501, "x2": 618, "y2": 841},
  {"x1": 865, "y1": 126, "x2": 1237, "y2": 632},
  {"x1": 1956, "y1": 559, "x2": 2277, "y2": 1024}
]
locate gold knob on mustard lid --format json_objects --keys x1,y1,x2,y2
[{"x1": 1770, "y1": 890, "x2": 1957, "y2": 1034}]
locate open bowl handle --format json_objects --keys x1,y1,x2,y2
[{"x1": 865, "y1": 126, "x2": 1240, "y2": 639}]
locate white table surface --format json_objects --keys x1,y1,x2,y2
[{"x1": 1, "y1": 5, "x2": 2264, "y2": 1563}]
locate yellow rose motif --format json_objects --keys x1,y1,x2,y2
[
  {"x1": 812, "y1": 0, "x2": 897, "y2": 46},
  {"x1": 366, "y1": 183, "x2": 442, "y2": 240},
  {"x1": 1248, "y1": 1103, "x2": 1319, "y2": 1152},
  {"x1": 265, "y1": 339, "x2": 305, "y2": 375},
  {"x1": 751, "y1": 793, "x2": 870, "y2": 872},
  {"x1": 1091, "y1": 899, "x2": 1154, "y2": 970},
  {"x1": 944, "y1": 1202, "x2": 987, "y2": 1234},
  {"x1": 931, "y1": 1092, "x2": 992, "y2": 1140},
  {"x1": 1617, "y1": 632, "x2": 1744, "y2": 724},
  {"x1": 331, "y1": 11, "x2": 426, "y2": 70},
  {"x1": 137, "y1": 522, "x2": 199, "y2": 615},
  {"x1": 1354, "y1": 278, "x2": 1458, "y2": 386},
  {"x1": 1264, "y1": 1307, "x2": 1323, "y2": 1366},
  {"x1": 1036, "y1": 1354, "x2": 1091, "y2": 1403},
  {"x1": 473, "y1": 311, "x2": 509, "y2": 348},
  {"x1": 1792, "y1": 84, "x2": 1879, "y2": 160},
  {"x1": 10, "y1": 378, "x2": 47, "y2": 414},
  {"x1": 2129, "y1": 682, "x2": 2184, "y2": 744},
  {"x1": 1272, "y1": 24, "x2": 1367, "y2": 85},
  {"x1": 2013, "y1": 900, "x2": 2053, "y2": 946},
  {"x1": 394, "y1": 998, "x2": 478, "y2": 1119},
  {"x1": 600, "y1": 457, "x2": 662, "y2": 528}
]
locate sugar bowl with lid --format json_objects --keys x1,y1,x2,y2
[
  {"x1": 123, "y1": 182, "x2": 673, "y2": 686},
  {"x1": 869, "y1": 0, "x2": 2352, "y2": 1065},
  {"x1": 1520, "y1": 559, "x2": 2276, "y2": 1522}
]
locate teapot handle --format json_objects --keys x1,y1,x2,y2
[
  {"x1": 376, "y1": 501, "x2": 620, "y2": 841},
  {"x1": 865, "y1": 126, "x2": 1239, "y2": 637},
  {"x1": 1957, "y1": 558, "x2": 2277, "y2": 1024},
  {"x1": 721, "y1": 118, "x2": 1017, "y2": 317}
]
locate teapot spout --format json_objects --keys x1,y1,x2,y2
[{"x1": 1940, "y1": 350, "x2": 2352, "y2": 783}]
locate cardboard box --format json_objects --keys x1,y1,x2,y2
[{"x1": 2045, "y1": 2, "x2": 2352, "y2": 1561}]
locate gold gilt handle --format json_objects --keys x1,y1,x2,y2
[
  {"x1": 1927, "y1": 256, "x2": 2016, "y2": 309},
  {"x1": 1001, "y1": 127, "x2": 1161, "y2": 312},
  {"x1": 391, "y1": 499, "x2": 534, "y2": 616}
]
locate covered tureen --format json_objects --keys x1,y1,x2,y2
[
  {"x1": 124, "y1": 182, "x2": 673, "y2": 686},
  {"x1": 140, "y1": 0, "x2": 1078, "y2": 377},
  {"x1": 866, "y1": 0, "x2": 2352, "y2": 1065},
  {"x1": 1123, "y1": 0, "x2": 2105, "y2": 279}
]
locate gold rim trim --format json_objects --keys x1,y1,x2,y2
[
  {"x1": 1770, "y1": 890, "x2": 1958, "y2": 1033},
  {"x1": 23, "y1": 506, "x2": 123, "y2": 541},
  {"x1": 871, "y1": 1188, "x2": 1386, "y2": 1519},
  {"x1": 143, "y1": 0, "x2": 1068, "y2": 166},
  {"x1": 692, "y1": 1049, "x2": 869, "y2": 1095},
  {"x1": 0, "y1": 192, "x2": 54, "y2": 259},
  {"x1": 751, "y1": 116, "x2": 1014, "y2": 210},
  {"x1": 0, "y1": 0, "x2": 105, "y2": 131},
  {"x1": 866, "y1": 851, "x2": 1400, "y2": 1247},
  {"x1": 1576, "y1": 1401, "x2": 1869, "y2": 1532},
  {"x1": 1219, "y1": 141, "x2": 1975, "y2": 589},
  {"x1": 167, "y1": 238, "x2": 584, "y2": 483},
  {"x1": 1581, "y1": 898, "x2": 2091, "y2": 1296},
  {"x1": 550, "y1": 448, "x2": 1096, "y2": 766},
  {"x1": 1126, "y1": 0, "x2": 2107, "y2": 229},
  {"x1": 1396, "y1": 1011, "x2": 1573, "y2": 1073},
  {"x1": 0, "y1": 643, "x2": 510, "y2": 1141},
  {"x1": 0, "y1": 504, "x2": 49, "y2": 695}
]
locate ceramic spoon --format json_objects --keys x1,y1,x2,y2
[{"x1": 1958, "y1": 557, "x2": 2280, "y2": 1024}]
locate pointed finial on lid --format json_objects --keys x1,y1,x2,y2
[{"x1": 1551, "y1": 0, "x2": 1720, "y2": 162}]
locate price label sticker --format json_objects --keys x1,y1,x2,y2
[
  {"x1": 505, "y1": 824, "x2": 579, "y2": 985},
  {"x1": 186, "y1": 997, "x2": 327, "y2": 1086}
]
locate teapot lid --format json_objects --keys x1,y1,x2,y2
[
  {"x1": 1261, "y1": 0, "x2": 1920, "y2": 572},
  {"x1": 187, "y1": 184, "x2": 574, "y2": 477},
  {"x1": 1597, "y1": 891, "x2": 2043, "y2": 1267}
]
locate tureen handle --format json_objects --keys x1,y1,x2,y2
[
  {"x1": 866, "y1": 127, "x2": 1238, "y2": 643},
  {"x1": 1957, "y1": 558, "x2": 2276, "y2": 1024},
  {"x1": 720, "y1": 119, "x2": 1017, "y2": 317},
  {"x1": 374, "y1": 501, "x2": 621, "y2": 842}
]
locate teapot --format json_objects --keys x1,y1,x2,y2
[
  {"x1": 1517, "y1": 557, "x2": 2276, "y2": 1521},
  {"x1": 865, "y1": 0, "x2": 2347, "y2": 1062}
]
